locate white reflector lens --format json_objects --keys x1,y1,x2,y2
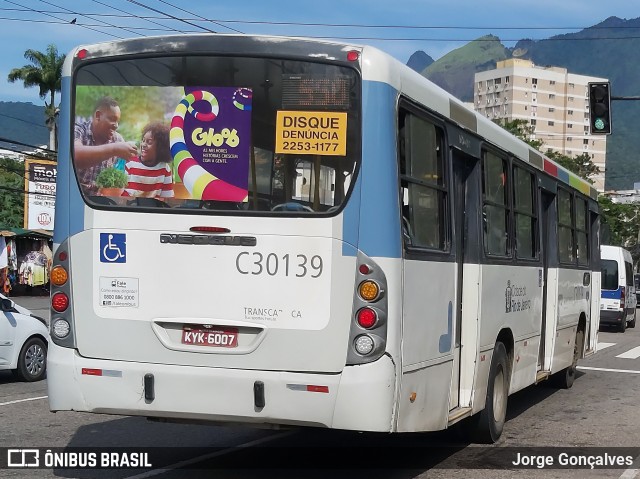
[
  {"x1": 354, "y1": 335, "x2": 374, "y2": 355},
  {"x1": 52, "y1": 319, "x2": 70, "y2": 338}
]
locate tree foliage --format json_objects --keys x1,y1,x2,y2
[
  {"x1": 7, "y1": 44, "x2": 65, "y2": 150},
  {"x1": 0, "y1": 157, "x2": 25, "y2": 228},
  {"x1": 597, "y1": 195, "x2": 640, "y2": 266},
  {"x1": 494, "y1": 118, "x2": 640, "y2": 265},
  {"x1": 493, "y1": 119, "x2": 544, "y2": 151}
]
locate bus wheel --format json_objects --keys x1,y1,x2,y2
[
  {"x1": 629, "y1": 310, "x2": 636, "y2": 329},
  {"x1": 471, "y1": 341, "x2": 508, "y2": 444},
  {"x1": 551, "y1": 329, "x2": 583, "y2": 389},
  {"x1": 619, "y1": 318, "x2": 627, "y2": 333}
]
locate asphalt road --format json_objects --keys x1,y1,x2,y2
[{"x1": 2, "y1": 296, "x2": 640, "y2": 479}]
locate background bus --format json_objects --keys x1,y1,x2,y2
[{"x1": 48, "y1": 34, "x2": 600, "y2": 444}]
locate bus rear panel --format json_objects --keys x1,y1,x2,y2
[{"x1": 48, "y1": 36, "x2": 399, "y2": 431}]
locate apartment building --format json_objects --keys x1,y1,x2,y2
[{"x1": 474, "y1": 58, "x2": 608, "y2": 191}]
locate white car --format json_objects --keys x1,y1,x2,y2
[{"x1": 0, "y1": 293, "x2": 48, "y2": 381}]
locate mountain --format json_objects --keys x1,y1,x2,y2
[
  {"x1": 412, "y1": 17, "x2": 640, "y2": 191},
  {"x1": 3, "y1": 19, "x2": 640, "y2": 191},
  {"x1": 407, "y1": 50, "x2": 434, "y2": 73},
  {"x1": 0, "y1": 102, "x2": 49, "y2": 152},
  {"x1": 422, "y1": 35, "x2": 509, "y2": 102}
]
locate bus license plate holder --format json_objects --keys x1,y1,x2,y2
[{"x1": 181, "y1": 327, "x2": 239, "y2": 348}]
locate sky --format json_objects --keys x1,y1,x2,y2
[{"x1": 0, "y1": 0, "x2": 638, "y2": 105}]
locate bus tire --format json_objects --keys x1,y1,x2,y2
[
  {"x1": 629, "y1": 310, "x2": 636, "y2": 328},
  {"x1": 550, "y1": 329, "x2": 583, "y2": 389},
  {"x1": 471, "y1": 341, "x2": 508, "y2": 444},
  {"x1": 619, "y1": 318, "x2": 627, "y2": 333}
]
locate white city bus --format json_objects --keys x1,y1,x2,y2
[{"x1": 48, "y1": 34, "x2": 600, "y2": 443}]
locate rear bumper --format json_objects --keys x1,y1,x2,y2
[
  {"x1": 599, "y1": 309, "x2": 624, "y2": 324},
  {"x1": 47, "y1": 343, "x2": 396, "y2": 432}
]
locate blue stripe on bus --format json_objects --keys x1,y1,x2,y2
[
  {"x1": 53, "y1": 76, "x2": 85, "y2": 244},
  {"x1": 601, "y1": 288, "x2": 622, "y2": 299},
  {"x1": 345, "y1": 80, "x2": 401, "y2": 259},
  {"x1": 341, "y1": 173, "x2": 361, "y2": 256}
]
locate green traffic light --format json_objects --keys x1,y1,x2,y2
[{"x1": 588, "y1": 82, "x2": 611, "y2": 134}]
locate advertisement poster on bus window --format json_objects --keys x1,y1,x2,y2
[{"x1": 74, "y1": 85, "x2": 252, "y2": 202}]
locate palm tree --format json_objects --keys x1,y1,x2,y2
[{"x1": 7, "y1": 44, "x2": 65, "y2": 151}]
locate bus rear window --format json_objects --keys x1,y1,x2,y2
[
  {"x1": 72, "y1": 56, "x2": 360, "y2": 214},
  {"x1": 601, "y1": 259, "x2": 618, "y2": 291}
]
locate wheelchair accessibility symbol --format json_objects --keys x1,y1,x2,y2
[{"x1": 100, "y1": 233, "x2": 126, "y2": 263}]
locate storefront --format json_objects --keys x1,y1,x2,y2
[{"x1": 0, "y1": 227, "x2": 53, "y2": 296}]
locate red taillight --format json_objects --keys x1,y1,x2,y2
[
  {"x1": 77, "y1": 48, "x2": 88, "y2": 59},
  {"x1": 621, "y1": 286, "x2": 626, "y2": 309},
  {"x1": 190, "y1": 226, "x2": 230, "y2": 233},
  {"x1": 82, "y1": 368, "x2": 102, "y2": 376},
  {"x1": 347, "y1": 50, "x2": 359, "y2": 62},
  {"x1": 58, "y1": 250, "x2": 68, "y2": 261},
  {"x1": 359, "y1": 264, "x2": 371, "y2": 275},
  {"x1": 357, "y1": 307, "x2": 377, "y2": 329},
  {"x1": 52, "y1": 292, "x2": 69, "y2": 312},
  {"x1": 306, "y1": 385, "x2": 329, "y2": 393}
]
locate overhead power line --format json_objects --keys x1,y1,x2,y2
[
  {"x1": 123, "y1": 0, "x2": 216, "y2": 33},
  {"x1": 88, "y1": 0, "x2": 189, "y2": 34},
  {"x1": 0, "y1": 16, "x2": 200, "y2": 32},
  {"x1": 1, "y1": 7, "x2": 640, "y2": 31},
  {"x1": 0, "y1": 6, "x2": 639, "y2": 41},
  {"x1": 37, "y1": 0, "x2": 144, "y2": 37},
  {"x1": 1, "y1": 15, "x2": 639, "y2": 41},
  {"x1": 4, "y1": 0, "x2": 122, "y2": 38},
  {"x1": 153, "y1": 0, "x2": 242, "y2": 34},
  {"x1": 0, "y1": 112, "x2": 48, "y2": 129}
]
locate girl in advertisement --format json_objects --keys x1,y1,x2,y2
[{"x1": 123, "y1": 122, "x2": 174, "y2": 199}]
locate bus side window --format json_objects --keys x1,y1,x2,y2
[
  {"x1": 482, "y1": 151, "x2": 509, "y2": 256},
  {"x1": 399, "y1": 110, "x2": 446, "y2": 251}
]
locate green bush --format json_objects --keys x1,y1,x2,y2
[{"x1": 95, "y1": 167, "x2": 128, "y2": 188}]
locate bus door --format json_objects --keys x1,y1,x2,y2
[
  {"x1": 448, "y1": 150, "x2": 477, "y2": 409},
  {"x1": 538, "y1": 182, "x2": 558, "y2": 372},
  {"x1": 586, "y1": 206, "x2": 601, "y2": 354}
]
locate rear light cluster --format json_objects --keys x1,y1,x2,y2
[
  {"x1": 346, "y1": 253, "x2": 388, "y2": 365},
  {"x1": 49, "y1": 241, "x2": 75, "y2": 347},
  {"x1": 620, "y1": 286, "x2": 626, "y2": 310}
]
